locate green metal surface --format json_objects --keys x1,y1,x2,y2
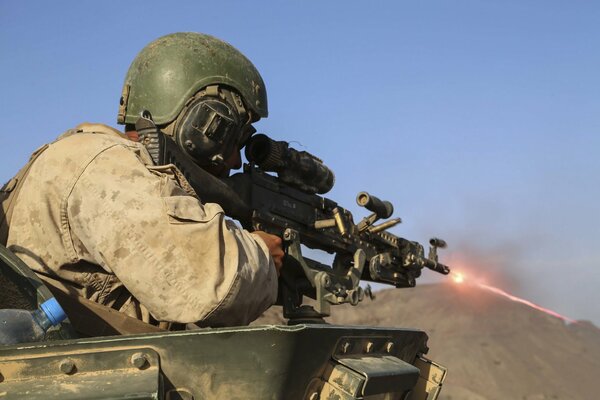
[
  {"x1": 0, "y1": 348, "x2": 161, "y2": 399},
  {"x1": 0, "y1": 324, "x2": 429, "y2": 399},
  {"x1": 337, "y1": 355, "x2": 419, "y2": 396}
]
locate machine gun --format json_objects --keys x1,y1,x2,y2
[{"x1": 136, "y1": 116, "x2": 451, "y2": 323}]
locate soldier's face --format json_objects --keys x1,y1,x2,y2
[{"x1": 204, "y1": 149, "x2": 242, "y2": 178}]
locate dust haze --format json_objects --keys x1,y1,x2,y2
[{"x1": 418, "y1": 197, "x2": 600, "y2": 325}]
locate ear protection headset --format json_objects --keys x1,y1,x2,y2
[{"x1": 173, "y1": 85, "x2": 255, "y2": 167}]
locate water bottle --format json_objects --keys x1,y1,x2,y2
[{"x1": 0, "y1": 298, "x2": 67, "y2": 345}]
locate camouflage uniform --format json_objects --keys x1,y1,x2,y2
[{"x1": 6, "y1": 123, "x2": 278, "y2": 326}]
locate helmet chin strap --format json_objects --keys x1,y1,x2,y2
[{"x1": 135, "y1": 110, "x2": 162, "y2": 165}]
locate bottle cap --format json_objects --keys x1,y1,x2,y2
[{"x1": 40, "y1": 298, "x2": 67, "y2": 326}]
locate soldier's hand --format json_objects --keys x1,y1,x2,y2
[{"x1": 251, "y1": 231, "x2": 284, "y2": 275}]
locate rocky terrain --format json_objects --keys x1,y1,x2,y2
[{"x1": 254, "y1": 283, "x2": 600, "y2": 400}]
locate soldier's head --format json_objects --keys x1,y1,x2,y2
[{"x1": 117, "y1": 32, "x2": 267, "y2": 177}]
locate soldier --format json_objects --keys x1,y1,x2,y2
[{"x1": 1, "y1": 33, "x2": 284, "y2": 329}]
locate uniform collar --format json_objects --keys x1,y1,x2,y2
[{"x1": 74, "y1": 123, "x2": 127, "y2": 138}]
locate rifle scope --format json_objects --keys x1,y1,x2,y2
[{"x1": 245, "y1": 134, "x2": 335, "y2": 194}]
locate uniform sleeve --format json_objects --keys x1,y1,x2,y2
[{"x1": 66, "y1": 144, "x2": 278, "y2": 325}]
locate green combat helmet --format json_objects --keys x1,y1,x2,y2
[{"x1": 117, "y1": 32, "x2": 268, "y2": 127}]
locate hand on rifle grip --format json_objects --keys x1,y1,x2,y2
[{"x1": 252, "y1": 231, "x2": 284, "y2": 275}]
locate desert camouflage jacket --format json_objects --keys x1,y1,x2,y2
[{"x1": 6, "y1": 123, "x2": 278, "y2": 326}]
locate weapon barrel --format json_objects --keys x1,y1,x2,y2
[{"x1": 423, "y1": 259, "x2": 451, "y2": 275}]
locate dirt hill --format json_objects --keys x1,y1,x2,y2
[{"x1": 254, "y1": 283, "x2": 600, "y2": 400}]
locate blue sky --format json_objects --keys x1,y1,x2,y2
[{"x1": 1, "y1": 1, "x2": 599, "y2": 324}]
